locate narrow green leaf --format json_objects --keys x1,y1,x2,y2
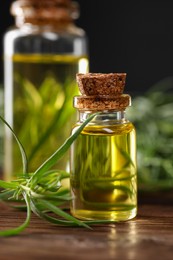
[
  {"x1": 31, "y1": 113, "x2": 97, "y2": 185},
  {"x1": 119, "y1": 149, "x2": 135, "y2": 168},
  {"x1": 39, "y1": 199, "x2": 90, "y2": 229},
  {"x1": 30, "y1": 199, "x2": 77, "y2": 226},
  {"x1": 28, "y1": 91, "x2": 68, "y2": 163},
  {"x1": 85, "y1": 174, "x2": 136, "y2": 185},
  {"x1": 33, "y1": 208, "x2": 113, "y2": 227},
  {"x1": 36, "y1": 170, "x2": 69, "y2": 180},
  {"x1": 0, "y1": 115, "x2": 28, "y2": 176},
  {"x1": 0, "y1": 192, "x2": 31, "y2": 237},
  {"x1": 55, "y1": 188, "x2": 70, "y2": 196},
  {"x1": 0, "y1": 190, "x2": 15, "y2": 200},
  {"x1": 0, "y1": 180, "x2": 18, "y2": 189}
]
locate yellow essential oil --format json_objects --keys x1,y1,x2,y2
[
  {"x1": 4, "y1": 54, "x2": 88, "y2": 178},
  {"x1": 70, "y1": 114, "x2": 137, "y2": 221},
  {"x1": 70, "y1": 73, "x2": 137, "y2": 221}
]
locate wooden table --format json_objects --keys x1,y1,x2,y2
[{"x1": 0, "y1": 193, "x2": 173, "y2": 260}]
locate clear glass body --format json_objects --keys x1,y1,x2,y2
[
  {"x1": 70, "y1": 111, "x2": 137, "y2": 221},
  {"x1": 3, "y1": 5, "x2": 89, "y2": 180}
]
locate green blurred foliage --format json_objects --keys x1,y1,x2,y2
[{"x1": 128, "y1": 77, "x2": 173, "y2": 191}]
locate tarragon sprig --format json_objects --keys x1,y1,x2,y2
[{"x1": 0, "y1": 113, "x2": 110, "y2": 236}]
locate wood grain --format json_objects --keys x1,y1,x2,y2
[{"x1": 0, "y1": 195, "x2": 173, "y2": 259}]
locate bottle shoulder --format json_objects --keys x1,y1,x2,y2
[
  {"x1": 73, "y1": 121, "x2": 136, "y2": 136},
  {"x1": 4, "y1": 24, "x2": 86, "y2": 39},
  {"x1": 4, "y1": 24, "x2": 88, "y2": 55}
]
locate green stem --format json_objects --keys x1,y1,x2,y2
[
  {"x1": 30, "y1": 113, "x2": 98, "y2": 186},
  {"x1": 0, "y1": 192, "x2": 31, "y2": 237},
  {"x1": 0, "y1": 115, "x2": 28, "y2": 176}
]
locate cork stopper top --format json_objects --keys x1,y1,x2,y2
[
  {"x1": 11, "y1": 0, "x2": 79, "y2": 27},
  {"x1": 12, "y1": 0, "x2": 72, "y2": 6},
  {"x1": 74, "y1": 73, "x2": 131, "y2": 111},
  {"x1": 76, "y1": 73, "x2": 126, "y2": 96}
]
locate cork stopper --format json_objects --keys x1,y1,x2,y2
[
  {"x1": 76, "y1": 73, "x2": 126, "y2": 96},
  {"x1": 74, "y1": 73, "x2": 131, "y2": 111},
  {"x1": 74, "y1": 95, "x2": 131, "y2": 110},
  {"x1": 11, "y1": 0, "x2": 79, "y2": 27}
]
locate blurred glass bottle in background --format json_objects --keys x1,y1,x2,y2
[
  {"x1": 3, "y1": 0, "x2": 89, "y2": 180},
  {"x1": 0, "y1": 88, "x2": 3, "y2": 177}
]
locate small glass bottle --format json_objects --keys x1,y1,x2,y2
[
  {"x1": 3, "y1": 0, "x2": 88, "y2": 179},
  {"x1": 70, "y1": 73, "x2": 137, "y2": 221}
]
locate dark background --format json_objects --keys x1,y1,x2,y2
[{"x1": 1, "y1": 0, "x2": 173, "y2": 92}]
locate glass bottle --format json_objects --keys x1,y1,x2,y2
[
  {"x1": 70, "y1": 73, "x2": 137, "y2": 221},
  {"x1": 3, "y1": 0, "x2": 89, "y2": 180}
]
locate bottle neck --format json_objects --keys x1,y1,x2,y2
[
  {"x1": 11, "y1": 0, "x2": 79, "y2": 28},
  {"x1": 78, "y1": 110, "x2": 127, "y2": 124}
]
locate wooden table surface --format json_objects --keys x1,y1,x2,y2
[{"x1": 0, "y1": 193, "x2": 173, "y2": 260}]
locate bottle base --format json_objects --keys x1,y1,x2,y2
[{"x1": 71, "y1": 207, "x2": 137, "y2": 222}]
